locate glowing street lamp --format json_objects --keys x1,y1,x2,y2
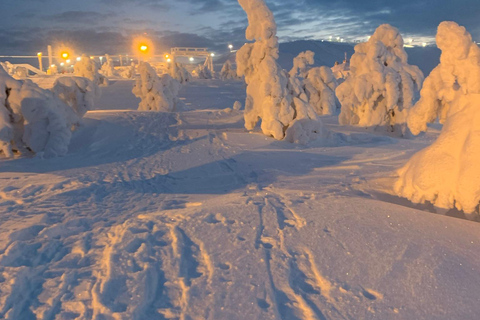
[
  {"x1": 61, "y1": 52, "x2": 69, "y2": 59},
  {"x1": 76, "y1": 57, "x2": 81, "y2": 61},
  {"x1": 140, "y1": 45, "x2": 148, "y2": 52},
  {"x1": 228, "y1": 44, "x2": 233, "y2": 50},
  {"x1": 189, "y1": 57, "x2": 194, "y2": 62},
  {"x1": 210, "y1": 53, "x2": 215, "y2": 57}
]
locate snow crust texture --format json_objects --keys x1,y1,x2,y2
[
  {"x1": 336, "y1": 24, "x2": 424, "y2": 132},
  {"x1": 237, "y1": 0, "x2": 321, "y2": 141},
  {"x1": 133, "y1": 61, "x2": 184, "y2": 112},
  {"x1": 395, "y1": 22, "x2": 480, "y2": 217}
]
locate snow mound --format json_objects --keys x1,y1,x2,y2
[
  {"x1": 0, "y1": 68, "x2": 77, "y2": 158},
  {"x1": 237, "y1": 0, "x2": 320, "y2": 141},
  {"x1": 133, "y1": 61, "x2": 184, "y2": 112},
  {"x1": 51, "y1": 76, "x2": 98, "y2": 119},
  {"x1": 395, "y1": 21, "x2": 480, "y2": 218},
  {"x1": 284, "y1": 118, "x2": 329, "y2": 145},
  {"x1": 304, "y1": 66, "x2": 338, "y2": 115},
  {"x1": 74, "y1": 55, "x2": 108, "y2": 86},
  {"x1": 336, "y1": 24, "x2": 424, "y2": 133}
]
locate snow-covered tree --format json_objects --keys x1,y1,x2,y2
[
  {"x1": 395, "y1": 21, "x2": 480, "y2": 218},
  {"x1": 0, "y1": 61, "x2": 15, "y2": 75},
  {"x1": 236, "y1": 0, "x2": 320, "y2": 141},
  {"x1": 0, "y1": 68, "x2": 77, "y2": 158},
  {"x1": 289, "y1": 50, "x2": 314, "y2": 78},
  {"x1": 119, "y1": 63, "x2": 136, "y2": 79},
  {"x1": 336, "y1": 24, "x2": 424, "y2": 132},
  {"x1": 304, "y1": 66, "x2": 339, "y2": 115},
  {"x1": 74, "y1": 55, "x2": 108, "y2": 86},
  {"x1": 132, "y1": 62, "x2": 184, "y2": 112},
  {"x1": 51, "y1": 76, "x2": 98, "y2": 119},
  {"x1": 171, "y1": 62, "x2": 192, "y2": 84},
  {"x1": 219, "y1": 60, "x2": 240, "y2": 80},
  {"x1": 100, "y1": 54, "x2": 117, "y2": 77},
  {"x1": 193, "y1": 64, "x2": 213, "y2": 79}
]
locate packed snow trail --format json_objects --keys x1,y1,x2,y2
[{"x1": 0, "y1": 80, "x2": 479, "y2": 319}]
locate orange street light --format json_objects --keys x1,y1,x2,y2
[{"x1": 61, "y1": 52, "x2": 69, "y2": 59}]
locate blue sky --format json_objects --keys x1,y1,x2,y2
[{"x1": 1, "y1": 0, "x2": 479, "y2": 55}]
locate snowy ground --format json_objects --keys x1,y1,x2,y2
[{"x1": 0, "y1": 79, "x2": 479, "y2": 320}]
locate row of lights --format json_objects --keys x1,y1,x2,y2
[{"x1": 47, "y1": 42, "x2": 233, "y2": 69}]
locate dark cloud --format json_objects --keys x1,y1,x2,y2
[{"x1": 1, "y1": 0, "x2": 480, "y2": 56}]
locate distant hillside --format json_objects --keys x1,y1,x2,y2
[
  {"x1": 214, "y1": 40, "x2": 440, "y2": 77},
  {"x1": 278, "y1": 40, "x2": 440, "y2": 76}
]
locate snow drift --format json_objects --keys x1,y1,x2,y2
[
  {"x1": 395, "y1": 22, "x2": 480, "y2": 218},
  {"x1": 133, "y1": 61, "x2": 184, "y2": 112},
  {"x1": 336, "y1": 24, "x2": 424, "y2": 132},
  {"x1": 236, "y1": 0, "x2": 322, "y2": 141}
]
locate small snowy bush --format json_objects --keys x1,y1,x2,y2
[
  {"x1": 304, "y1": 67, "x2": 339, "y2": 115},
  {"x1": 220, "y1": 60, "x2": 240, "y2": 80},
  {"x1": 395, "y1": 21, "x2": 480, "y2": 218},
  {"x1": 74, "y1": 55, "x2": 108, "y2": 86},
  {"x1": 336, "y1": 24, "x2": 424, "y2": 132},
  {"x1": 52, "y1": 76, "x2": 98, "y2": 119},
  {"x1": 237, "y1": 0, "x2": 321, "y2": 141},
  {"x1": 0, "y1": 68, "x2": 76, "y2": 158},
  {"x1": 133, "y1": 62, "x2": 184, "y2": 112}
]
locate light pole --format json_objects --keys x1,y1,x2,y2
[{"x1": 37, "y1": 52, "x2": 43, "y2": 72}]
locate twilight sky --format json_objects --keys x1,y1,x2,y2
[{"x1": 0, "y1": 0, "x2": 479, "y2": 55}]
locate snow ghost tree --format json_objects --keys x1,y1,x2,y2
[
  {"x1": 236, "y1": 0, "x2": 320, "y2": 141},
  {"x1": 133, "y1": 62, "x2": 184, "y2": 112},
  {"x1": 120, "y1": 63, "x2": 136, "y2": 79},
  {"x1": 304, "y1": 67, "x2": 339, "y2": 115},
  {"x1": 171, "y1": 62, "x2": 192, "y2": 84},
  {"x1": 289, "y1": 50, "x2": 314, "y2": 78},
  {"x1": 193, "y1": 64, "x2": 213, "y2": 79},
  {"x1": 336, "y1": 24, "x2": 424, "y2": 132},
  {"x1": 220, "y1": 60, "x2": 240, "y2": 80},
  {"x1": 0, "y1": 68, "x2": 77, "y2": 158},
  {"x1": 100, "y1": 54, "x2": 117, "y2": 77},
  {"x1": 74, "y1": 55, "x2": 108, "y2": 86},
  {"x1": 51, "y1": 77, "x2": 98, "y2": 119},
  {"x1": 395, "y1": 22, "x2": 480, "y2": 218}
]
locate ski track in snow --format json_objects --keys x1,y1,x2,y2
[{"x1": 0, "y1": 80, "x2": 480, "y2": 319}]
